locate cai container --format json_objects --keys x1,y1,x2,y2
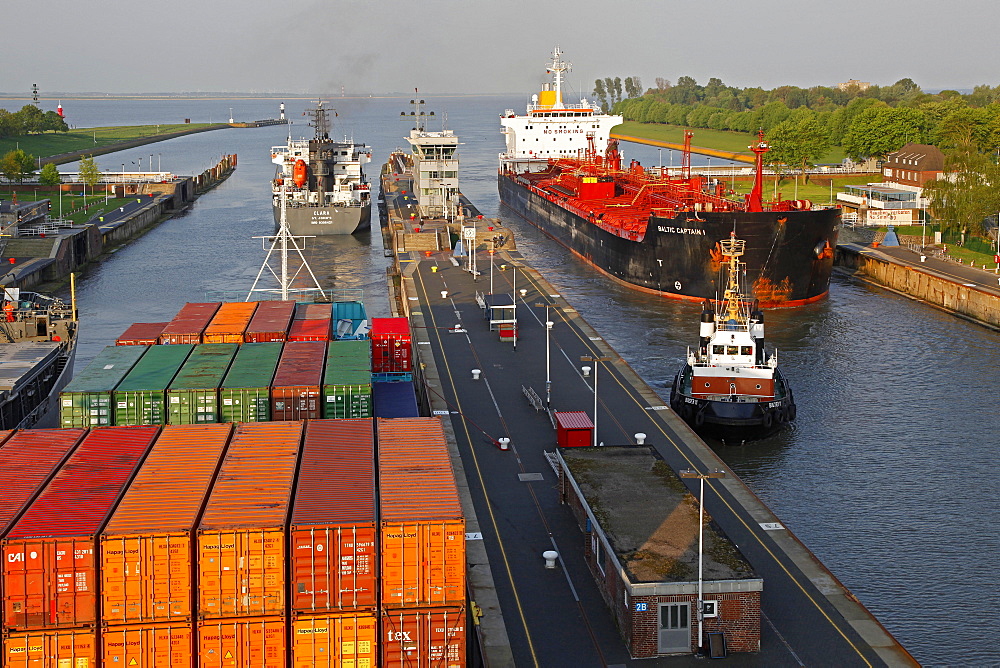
[
  {"x1": 244, "y1": 300, "x2": 296, "y2": 343},
  {"x1": 59, "y1": 345, "x2": 148, "y2": 428},
  {"x1": 219, "y1": 342, "x2": 283, "y2": 423},
  {"x1": 380, "y1": 606, "x2": 466, "y2": 668},
  {"x1": 101, "y1": 423, "x2": 232, "y2": 625},
  {"x1": 197, "y1": 421, "x2": 302, "y2": 619},
  {"x1": 271, "y1": 341, "x2": 325, "y2": 420},
  {"x1": 115, "y1": 322, "x2": 168, "y2": 346},
  {"x1": 165, "y1": 344, "x2": 238, "y2": 425},
  {"x1": 290, "y1": 419, "x2": 376, "y2": 613},
  {"x1": 159, "y1": 303, "x2": 221, "y2": 345},
  {"x1": 291, "y1": 612, "x2": 378, "y2": 668},
  {"x1": 2, "y1": 426, "x2": 158, "y2": 631},
  {"x1": 113, "y1": 344, "x2": 193, "y2": 426},
  {"x1": 377, "y1": 418, "x2": 465, "y2": 608},
  {"x1": 201, "y1": 301, "x2": 258, "y2": 344}
]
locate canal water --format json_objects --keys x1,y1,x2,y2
[{"x1": 58, "y1": 96, "x2": 999, "y2": 666}]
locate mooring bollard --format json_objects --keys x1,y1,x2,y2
[
  {"x1": 635, "y1": 432, "x2": 647, "y2": 445},
  {"x1": 441, "y1": 290, "x2": 448, "y2": 299},
  {"x1": 498, "y1": 437, "x2": 510, "y2": 451},
  {"x1": 472, "y1": 369, "x2": 481, "y2": 380},
  {"x1": 543, "y1": 550, "x2": 559, "y2": 569}
]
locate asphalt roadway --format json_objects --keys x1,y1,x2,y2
[{"x1": 397, "y1": 248, "x2": 917, "y2": 667}]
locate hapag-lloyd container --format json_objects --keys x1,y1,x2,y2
[
  {"x1": 3, "y1": 628, "x2": 97, "y2": 668},
  {"x1": 197, "y1": 421, "x2": 302, "y2": 619},
  {"x1": 244, "y1": 300, "x2": 296, "y2": 343},
  {"x1": 201, "y1": 301, "x2": 258, "y2": 344},
  {"x1": 377, "y1": 418, "x2": 465, "y2": 608},
  {"x1": 219, "y1": 343, "x2": 283, "y2": 423},
  {"x1": 380, "y1": 606, "x2": 466, "y2": 668},
  {"x1": 102, "y1": 622, "x2": 192, "y2": 667},
  {"x1": 370, "y1": 317, "x2": 413, "y2": 373},
  {"x1": 59, "y1": 345, "x2": 148, "y2": 428},
  {"x1": 292, "y1": 612, "x2": 378, "y2": 668},
  {"x1": 116, "y1": 322, "x2": 168, "y2": 346},
  {"x1": 290, "y1": 419, "x2": 376, "y2": 613},
  {"x1": 114, "y1": 344, "x2": 194, "y2": 426},
  {"x1": 2, "y1": 426, "x2": 159, "y2": 631},
  {"x1": 166, "y1": 344, "x2": 238, "y2": 424},
  {"x1": 198, "y1": 616, "x2": 285, "y2": 668},
  {"x1": 159, "y1": 302, "x2": 221, "y2": 345},
  {"x1": 101, "y1": 423, "x2": 232, "y2": 625},
  {"x1": 271, "y1": 341, "x2": 326, "y2": 420}
]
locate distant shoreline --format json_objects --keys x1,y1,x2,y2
[{"x1": 0, "y1": 93, "x2": 520, "y2": 102}]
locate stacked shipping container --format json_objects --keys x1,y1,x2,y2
[
  {"x1": 323, "y1": 340, "x2": 373, "y2": 418},
  {"x1": 114, "y1": 344, "x2": 193, "y2": 425},
  {"x1": 271, "y1": 341, "x2": 326, "y2": 420},
  {"x1": 166, "y1": 344, "x2": 238, "y2": 424},
  {"x1": 244, "y1": 301, "x2": 296, "y2": 343},
  {"x1": 377, "y1": 418, "x2": 466, "y2": 667},
  {"x1": 116, "y1": 322, "x2": 168, "y2": 346},
  {"x1": 159, "y1": 303, "x2": 221, "y2": 345},
  {"x1": 219, "y1": 343, "x2": 283, "y2": 423},
  {"x1": 59, "y1": 346, "x2": 148, "y2": 428},
  {"x1": 370, "y1": 317, "x2": 413, "y2": 380},
  {"x1": 202, "y1": 301, "x2": 258, "y2": 344}
]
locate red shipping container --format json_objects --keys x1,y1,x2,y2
[
  {"x1": 198, "y1": 617, "x2": 285, "y2": 668},
  {"x1": 371, "y1": 318, "x2": 412, "y2": 374},
  {"x1": 116, "y1": 322, "x2": 169, "y2": 346},
  {"x1": 290, "y1": 419, "x2": 376, "y2": 614},
  {"x1": 294, "y1": 302, "x2": 333, "y2": 320},
  {"x1": 380, "y1": 606, "x2": 466, "y2": 668},
  {"x1": 244, "y1": 300, "x2": 296, "y2": 343},
  {"x1": 377, "y1": 418, "x2": 465, "y2": 608},
  {"x1": 288, "y1": 318, "x2": 331, "y2": 342},
  {"x1": 271, "y1": 341, "x2": 326, "y2": 420},
  {"x1": 554, "y1": 411, "x2": 594, "y2": 447},
  {"x1": 2, "y1": 426, "x2": 158, "y2": 631},
  {"x1": 159, "y1": 303, "x2": 221, "y2": 345}
]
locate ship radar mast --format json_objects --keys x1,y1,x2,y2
[
  {"x1": 307, "y1": 101, "x2": 332, "y2": 140},
  {"x1": 718, "y1": 232, "x2": 748, "y2": 326},
  {"x1": 247, "y1": 187, "x2": 326, "y2": 302},
  {"x1": 546, "y1": 47, "x2": 571, "y2": 109}
]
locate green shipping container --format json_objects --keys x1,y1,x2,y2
[
  {"x1": 219, "y1": 342, "x2": 283, "y2": 422},
  {"x1": 322, "y1": 340, "x2": 373, "y2": 418},
  {"x1": 166, "y1": 343, "x2": 239, "y2": 424},
  {"x1": 59, "y1": 345, "x2": 148, "y2": 428},
  {"x1": 113, "y1": 344, "x2": 194, "y2": 425}
]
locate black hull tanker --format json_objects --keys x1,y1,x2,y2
[
  {"x1": 497, "y1": 48, "x2": 840, "y2": 307},
  {"x1": 498, "y1": 172, "x2": 839, "y2": 306}
]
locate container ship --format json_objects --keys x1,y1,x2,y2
[
  {"x1": 270, "y1": 101, "x2": 372, "y2": 235},
  {"x1": 670, "y1": 233, "x2": 796, "y2": 440},
  {"x1": 0, "y1": 288, "x2": 76, "y2": 429},
  {"x1": 498, "y1": 48, "x2": 840, "y2": 307}
]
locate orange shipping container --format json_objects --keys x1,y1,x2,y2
[
  {"x1": 198, "y1": 421, "x2": 302, "y2": 619},
  {"x1": 292, "y1": 612, "x2": 378, "y2": 668},
  {"x1": 4, "y1": 628, "x2": 97, "y2": 668},
  {"x1": 377, "y1": 418, "x2": 465, "y2": 608},
  {"x1": 290, "y1": 419, "x2": 376, "y2": 614},
  {"x1": 101, "y1": 423, "x2": 233, "y2": 625},
  {"x1": 102, "y1": 622, "x2": 193, "y2": 667},
  {"x1": 380, "y1": 606, "x2": 466, "y2": 668},
  {"x1": 198, "y1": 616, "x2": 285, "y2": 668},
  {"x1": 202, "y1": 302, "x2": 259, "y2": 344}
]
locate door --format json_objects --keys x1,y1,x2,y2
[{"x1": 657, "y1": 601, "x2": 691, "y2": 654}]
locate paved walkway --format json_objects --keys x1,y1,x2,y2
[{"x1": 398, "y1": 246, "x2": 917, "y2": 667}]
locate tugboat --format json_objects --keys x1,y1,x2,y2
[
  {"x1": 669, "y1": 233, "x2": 795, "y2": 440},
  {"x1": 270, "y1": 101, "x2": 372, "y2": 235}
]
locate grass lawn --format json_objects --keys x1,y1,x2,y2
[
  {"x1": 0, "y1": 124, "x2": 218, "y2": 160},
  {"x1": 729, "y1": 173, "x2": 879, "y2": 204},
  {"x1": 613, "y1": 121, "x2": 847, "y2": 164},
  {"x1": 0, "y1": 189, "x2": 137, "y2": 225}
]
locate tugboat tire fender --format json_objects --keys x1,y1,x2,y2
[
  {"x1": 787, "y1": 403, "x2": 797, "y2": 422},
  {"x1": 694, "y1": 409, "x2": 705, "y2": 427},
  {"x1": 762, "y1": 411, "x2": 773, "y2": 428}
]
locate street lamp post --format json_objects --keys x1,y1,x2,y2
[
  {"x1": 679, "y1": 467, "x2": 727, "y2": 654},
  {"x1": 580, "y1": 355, "x2": 612, "y2": 447},
  {"x1": 535, "y1": 303, "x2": 555, "y2": 406}
]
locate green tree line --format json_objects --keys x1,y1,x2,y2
[
  {"x1": 614, "y1": 77, "x2": 1000, "y2": 161},
  {"x1": 0, "y1": 104, "x2": 69, "y2": 139}
]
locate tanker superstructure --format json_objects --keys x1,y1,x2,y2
[
  {"x1": 271, "y1": 101, "x2": 372, "y2": 235},
  {"x1": 499, "y1": 49, "x2": 840, "y2": 307}
]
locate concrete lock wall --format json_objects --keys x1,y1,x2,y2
[{"x1": 837, "y1": 248, "x2": 1000, "y2": 329}]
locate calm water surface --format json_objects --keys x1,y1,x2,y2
[{"x1": 60, "y1": 97, "x2": 998, "y2": 666}]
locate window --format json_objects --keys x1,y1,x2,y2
[
  {"x1": 713, "y1": 345, "x2": 724, "y2": 354},
  {"x1": 591, "y1": 532, "x2": 605, "y2": 575},
  {"x1": 741, "y1": 346, "x2": 753, "y2": 356},
  {"x1": 727, "y1": 345, "x2": 738, "y2": 355}
]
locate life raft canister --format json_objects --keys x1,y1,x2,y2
[{"x1": 293, "y1": 159, "x2": 307, "y2": 188}]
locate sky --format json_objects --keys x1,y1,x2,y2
[{"x1": 5, "y1": 0, "x2": 1000, "y2": 97}]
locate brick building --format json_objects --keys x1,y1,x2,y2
[
  {"x1": 883, "y1": 143, "x2": 945, "y2": 186},
  {"x1": 558, "y1": 447, "x2": 762, "y2": 658}
]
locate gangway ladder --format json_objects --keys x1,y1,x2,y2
[{"x1": 246, "y1": 186, "x2": 326, "y2": 301}]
